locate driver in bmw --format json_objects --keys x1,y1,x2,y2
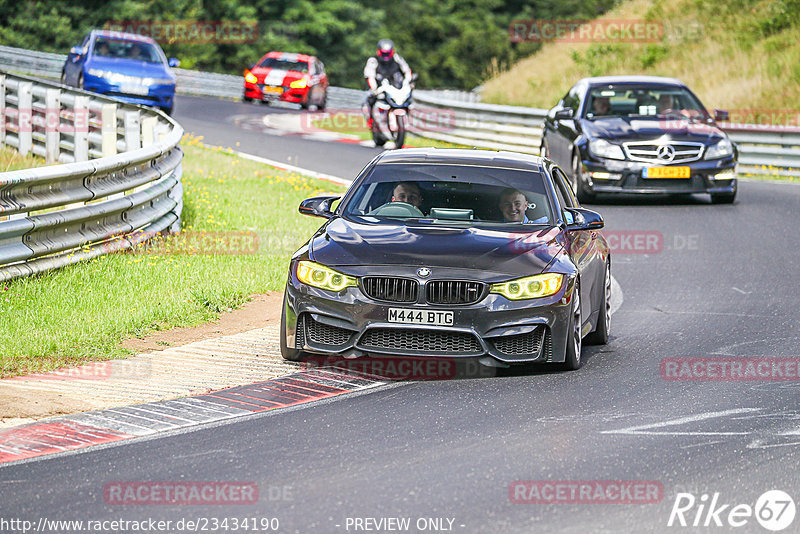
[{"x1": 391, "y1": 182, "x2": 422, "y2": 208}]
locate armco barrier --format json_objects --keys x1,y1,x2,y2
[
  {"x1": 0, "y1": 71, "x2": 183, "y2": 282},
  {"x1": 3, "y1": 44, "x2": 797, "y2": 176}
]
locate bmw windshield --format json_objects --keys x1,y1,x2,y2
[{"x1": 341, "y1": 163, "x2": 555, "y2": 227}]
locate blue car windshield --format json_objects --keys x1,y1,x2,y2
[
  {"x1": 93, "y1": 38, "x2": 164, "y2": 64},
  {"x1": 342, "y1": 163, "x2": 554, "y2": 226}
]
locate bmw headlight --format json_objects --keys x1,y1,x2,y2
[
  {"x1": 705, "y1": 138, "x2": 734, "y2": 159},
  {"x1": 490, "y1": 273, "x2": 564, "y2": 300},
  {"x1": 588, "y1": 139, "x2": 625, "y2": 160},
  {"x1": 296, "y1": 261, "x2": 357, "y2": 292},
  {"x1": 290, "y1": 79, "x2": 308, "y2": 89}
]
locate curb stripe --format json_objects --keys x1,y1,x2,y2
[{"x1": 0, "y1": 368, "x2": 385, "y2": 466}]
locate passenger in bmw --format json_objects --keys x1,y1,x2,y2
[
  {"x1": 391, "y1": 182, "x2": 423, "y2": 208},
  {"x1": 498, "y1": 188, "x2": 548, "y2": 224}
]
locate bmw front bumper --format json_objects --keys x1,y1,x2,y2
[{"x1": 283, "y1": 263, "x2": 576, "y2": 365}]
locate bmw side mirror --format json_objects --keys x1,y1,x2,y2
[
  {"x1": 168, "y1": 58, "x2": 180, "y2": 68},
  {"x1": 565, "y1": 207, "x2": 604, "y2": 231},
  {"x1": 70, "y1": 46, "x2": 83, "y2": 56},
  {"x1": 299, "y1": 195, "x2": 340, "y2": 219},
  {"x1": 713, "y1": 109, "x2": 729, "y2": 122},
  {"x1": 554, "y1": 108, "x2": 574, "y2": 120}
]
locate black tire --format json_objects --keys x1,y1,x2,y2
[
  {"x1": 563, "y1": 282, "x2": 583, "y2": 370},
  {"x1": 711, "y1": 190, "x2": 736, "y2": 204},
  {"x1": 280, "y1": 295, "x2": 304, "y2": 362},
  {"x1": 585, "y1": 262, "x2": 611, "y2": 345},
  {"x1": 572, "y1": 150, "x2": 596, "y2": 203},
  {"x1": 318, "y1": 94, "x2": 327, "y2": 111},
  {"x1": 260, "y1": 99, "x2": 271, "y2": 106},
  {"x1": 393, "y1": 115, "x2": 406, "y2": 148},
  {"x1": 162, "y1": 106, "x2": 173, "y2": 116},
  {"x1": 243, "y1": 95, "x2": 254, "y2": 103}
]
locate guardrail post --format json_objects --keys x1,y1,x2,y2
[
  {"x1": 73, "y1": 95, "x2": 89, "y2": 161},
  {"x1": 124, "y1": 110, "x2": 141, "y2": 151},
  {"x1": 44, "y1": 88, "x2": 60, "y2": 163},
  {"x1": 17, "y1": 81, "x2": 33, "y2": 156},
  {"x1": 141, "y1": 116, "x2": 157, "y2": 146},
  {"x1": 101, "y1": 103, "x2": 117, "y2": 157},
  {"x1": 0, "y1": 74, "x2": 5, "y2": 145}
]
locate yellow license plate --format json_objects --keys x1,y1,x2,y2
[
  {"x1": 643, "y1": 166, "x2": 691, "y2": 179},
  {"x1": 262, "y1": 86, "x2": 283, "y2": 95}
]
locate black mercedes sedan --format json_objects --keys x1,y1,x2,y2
[
  {"x1": 541, "y1": 76, "x2": 737, "y2": 203},
  {"x1": 280, "y1": 149, "x2": 611, "y2": 371}
]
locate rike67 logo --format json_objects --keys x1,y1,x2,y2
[{"x1": 668, "y1": 490, "x2": 796, "y2": 531}]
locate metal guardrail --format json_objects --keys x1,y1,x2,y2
[
  {"x1": 0, "y1": 71, "x2": 183, "y2": 281},
  {"x1": 4, "y1": 43, "x2": 797, "y2": 177}
]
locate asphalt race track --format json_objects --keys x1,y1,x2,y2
[{"x1": 2, "y1": 96, "x2": 800, "y2": 533}]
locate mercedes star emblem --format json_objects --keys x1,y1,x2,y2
[{"x1": 656, "y1": 144, "x2": 676, "y2": 162}]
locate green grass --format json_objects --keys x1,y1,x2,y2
[
  {"x1": 0, "y1": 144, "x2": 47, "y2": 172},
  {"x1": 0, "y1": 136, "x2": 345, "y2": 377}
]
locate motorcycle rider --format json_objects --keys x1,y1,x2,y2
[{"x1": 363, "y1": 39, "x2": 413, "y2": 126}]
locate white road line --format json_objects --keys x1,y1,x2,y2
[
  {"x1": 601, "y1": 408, "x2": 761, "y2": 436},
  {"x1": 231, "y1": 148, "x2": 352, "y2": 186}
]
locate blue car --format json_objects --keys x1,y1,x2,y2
[{"x1": 62, "y1": 30, "x2": 179, "y2": 115}]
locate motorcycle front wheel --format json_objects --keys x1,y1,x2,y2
[{"x1": 393, "y1": 115, "x2": 405, "y2": 149}]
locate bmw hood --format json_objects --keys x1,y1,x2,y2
[
  {"x1": 308, "y1": 218, "x2": 564, "y2": 276},
  {"x1": 581, "y1": 116, "x2": 726, "y2": 144}
]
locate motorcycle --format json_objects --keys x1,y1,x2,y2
[{"x1": 364, "y1": 74, "x2": 416, "y2": 149}]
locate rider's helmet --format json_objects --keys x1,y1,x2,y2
[{"x1": 376, "y1": 39, "x2": 395, "y2": 63}]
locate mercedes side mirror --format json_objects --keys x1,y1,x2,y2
[
  {"x1": 554, "y1": 108, "x2": 574, "y2": 121},
  {"x1": 299, "y1": 195, "x2": 340, "y2": 219},
  {"x1": 168, "y1": 58, "x2": 180, "y2": 68},
  {"x1": 565, "y1": 207, "x2": 604, "y2": 231}
]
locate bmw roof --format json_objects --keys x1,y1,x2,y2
[{"x1": 373, "y1": 148, "x2": 547, "y2": 172}]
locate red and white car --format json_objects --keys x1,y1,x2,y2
[{"x1": 243, "y1": 52, "x2": 328, "y2": 109}]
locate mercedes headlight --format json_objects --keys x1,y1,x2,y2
[
  {"x1": 705, "y1": 138, "x2": 734, "y2": 159},
  {"x1": 490, "y1": 273, "x2": 564, "y2": 300},
  {"x1": 296, "y1": 261, "x2": 357, "y2": 292},
  {"x1": 588, "y1": 139, "x2": 625, "y2": 160},
  {"x1": 87, "y1": 69, "x2": 107, "y2": 78}
]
